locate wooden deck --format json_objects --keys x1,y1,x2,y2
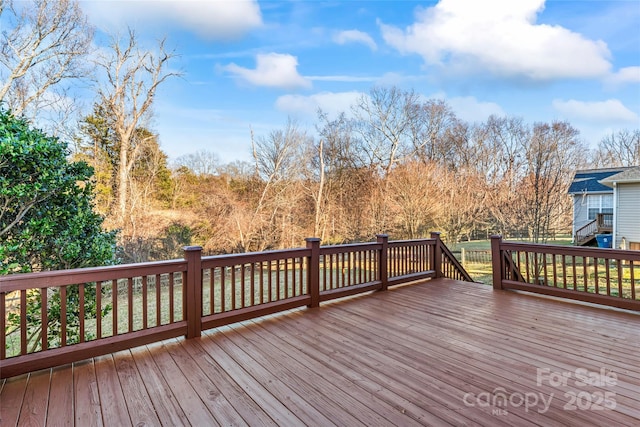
[{"x1": 2, "y1": 279, "x2": 639, "y2": 426}]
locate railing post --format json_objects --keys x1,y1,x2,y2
[
  {"x1": 306, "y1": 238, "x2": 321, "y2": 308},
  {"x1": 184, "y1": 246, "x2": 203, "y2": 338},
  {"x1": 376, "y1": 234, "x2": 389, "y2": 291},
  {"x1": 490, "y1": 235, "x2": 503, "y2": 290},
  {"x1": 430, "y1": 232, "x2": 442, "y2": 278}
]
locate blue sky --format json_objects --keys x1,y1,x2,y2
[{"x1": 81, "y1": 0, "x2": 640, "y2": 163}]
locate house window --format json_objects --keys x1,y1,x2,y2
[{"x1": 587, "y1": 194, "x2": 613, "y2": 220}]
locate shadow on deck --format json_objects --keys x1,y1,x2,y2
[{"x1": 2, "y1": 279, "x2": 639, "y2": 426}]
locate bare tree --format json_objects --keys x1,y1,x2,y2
[
  {"x1": 313, "y1": 110, "x2": 376, "y2": 242},
  {"x1": 387, "y1": 161, "x2": 439, "y2": 239},
  {"x1": 521, "y1": 121, "x2": 587, "y2": 242},
  {"x1": 410, "y1": 99, "x2": 461, "y2": 166},
  {"x1": 352, "y1": 86, "x2": 420, "y2": 176},
  {"x1": 477, "y1": 116, "x2": 529, "y2": 235},
  {"x1": 175, "y1": 150, "x2": 220, "y2": 176},
  {"x1": 217, "y1": 160, "x2": 254, "y2": 178},
  {"x1": 307, "y1": 136, "x2": 326, "y2": 238},
  {"x1": 235, "y1": 120, "x2": 309, "y2": 251},
  {"x1": 124, "y1": 129, "x2": 170, "y2": 237},
  {"x1": 0, "y1": 0, "x2": 92, "y2": 128},
  {"x1": 435, "y1": 167, "x2": 486, "y2": 245},
  {"x1": 310, "y1": 111, "x2": 354, "y2": 240},
  {"x1": 350, "y1": 86, "x2": 423, "y2": 233},
  {"x1": 94, "y1": 29, "x2": 180, "y2": 228},
  {"x1": 592, "y1": 129, "x2": 640, "y2": 167}
]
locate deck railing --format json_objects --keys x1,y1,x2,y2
[
  {"x1": 597, "y1": 212, "x2": 613, "y2": 229},
  {"x1": 491, "y1": 235, "x2": 640, "y2": 311},
  {"x1": 575, "y1": 213, "x2": 614, "y2": 245},
  {"x1": 0, "y1": 232, "x2": 471, "y2": 378},
  {"x1": 575, "y1": 219, "x2": 598, "y2": 244}
]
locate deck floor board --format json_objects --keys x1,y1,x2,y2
[
  {"x1": 311, "y1": 291, "x2": 635, "y2": 426},
  {"x1": 16, "y1": 369, "x2": 49, "y2": 427},
  {"x1": 277, "y1": 301, "x2": 561, "y2": 427},
  {"x1": 161, "y1": 337, "x2": 247, "y2": 426},
  {"x1": 204, "y1": 327, "x2": 339, "y2": 427},
  {"x1": 1, "y1": 376, "x2": 27, "y2": 426},
  {"x1": 150, "y1": 340, "x2": 220, "y2": 426},
  {"x1": 257, "y1": 317, "x2": 448, "y2": 426},
  {"x1": 73, "y1": 359, "x2": 102, "y2": 427},
  {"x1": 174, "y1": 337, "x2": 275, "y2": 427},
  {"x1": 46, "y1": 365, "x2": 73, "y2": 426},
  {"x1": 233, "y1": 321, "x2": 415, "y2": 426},
  {"x1": 129, "y1": 345, "x2": 190, "y2": 426},
  {"x1": 93, "y1": 354, "x2": 131, "y2": 426},
  {"x1": 112, "y1": 350, "x2": 162, "y2": 426},
  {"x1": 221, "y1": 324, "x2": 371, "y2": 427},
  {"x1": 2, "y1": 279, "x2": 639, "y2": 426}
]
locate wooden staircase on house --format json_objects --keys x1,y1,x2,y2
[{"x1": 575, "y1": 212, "x2": 613, "y2": 246}]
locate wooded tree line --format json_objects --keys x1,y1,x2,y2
[
  {"x1": 108, "y1": 93, "x2": 636, "y2": 261},
  {"x1": 2, "y1": 0, "x2": 639, "y2": 267},
  {"x1": 75, "y1": 84, "x2": 638, "y2": 260}
]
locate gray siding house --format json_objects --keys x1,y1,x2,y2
[
  {"x1": 568, "y1": 168, "x2": 622, "y2": 244},
  {"x1": 600, "y1": 166, "x2": 640, "y2": 250}
]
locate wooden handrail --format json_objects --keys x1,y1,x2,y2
[
  {"x1": 1, "y1": 233, "x2": 473, "y2": 378},
  {"x1": 597, "y1": 212, "x2": 613, "y2": 228},
  {"x1": 503, "y1": 250, "x2": 526, "y2": 283},
  {"x1": 575, "y1": 218, "x2": 597, "y2": 244},
  {"x1": 491, "y1": 235, "x2": 640, "y2": 311},
  {"x1": 437, "y1": 238, "x2": 475, "y2": 282},
  {"x1": 575, "y1": 213, "x2": 614, "y2": 245}
]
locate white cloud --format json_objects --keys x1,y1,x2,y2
[
  {"x1": 83, "y1": 0, "x2": 262, "y2": 40},
  {"x1": 223, "y1": 53, "x2": 311, "y2": 90},
  {"x1": 379, "y1": 0, "x2": 612, "y2": 81},
  {"x1": 606, "y1": 66, "x2": 640, "y2": 86},
  {"x1": 552, "y1": 99, "x2": 639, "y2": 123},
  {"x1": 275, "y1": 91, "x2": 363, "y2": 118},
  {"x1": 333, "y1": 30, "x2": 377, "y2": 51}
]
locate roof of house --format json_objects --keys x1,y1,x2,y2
[
  {"x1": 567, "y1": 167, "x2": 632, "y2": 194},
  {"x1": 600, "y1": 166, "x2": 640, "y2": 187}
]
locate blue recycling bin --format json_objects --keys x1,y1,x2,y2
[{"x1": 595, "y1": 234, "x2": 612, "y2": 248}]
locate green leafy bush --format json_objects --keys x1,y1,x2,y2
[{"x1": 1, "y1": 109, "x2": 117, "y2": 351}]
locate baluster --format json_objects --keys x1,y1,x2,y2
[
  {"x1": 142, "y1": 276, "x2": 148, "y2": 330},
  {"x1": 60, "y1": 286, "x2": 67, "y2": 347},
  {"x1": 41, "y1": 288, "x2": 48, "y2": 350},
  {"x1": 96, "y1": 281, "x2": 102, "y2": 338},
  {"x1": 79, "y1": 284, "x2": 85, "y2": 343}
]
